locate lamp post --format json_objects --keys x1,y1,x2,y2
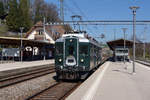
[
  {"x1": 143, "y1": 27, "x2": 147, "y2": 59},
  {"x1": 130, "y1": 6, "x2": 140, "y2": 73},
  {"x1": 43, "y1": 17, "x2": 46, "y2": 60},
  {"x1": 20, "y1": 27, "x2": 24, "y2": 62},
  {"x1": 114, "y1": 29, "x2": 116, "y2": 40},
  {"x1": 122, "y1": 28, "x2": 127, "y2": 64}
]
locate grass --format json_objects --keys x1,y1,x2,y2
[
  {"x1": 0, "y1": 24, "x2": 8, "y2": 36},
  {"x1": 0, "y1": 24, "x2": 24, "y2": 37}
]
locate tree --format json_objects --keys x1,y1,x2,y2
[
  {"x1": 6, "y1": 0, "x2": 32, "y2": 32},
  {"x1": 33, "y1": 0, "x2": 60, "y2": 23},
  {"x1": 63, "y1": 24, "x2": 72, "y2": 32},
  {"x1": 0, "y1": 1, "x2": 5, "y2": 18},
  {"x1": 6, "y1": 0, "x2": 20, "y2": 31},
  {"x1": 33, "y1": 0, "x2": 45, "y2": 23},
  {"x1": 44, "y1": 3, "x2": 60, "y2": 22},
  {"x1": 19, "y1": 0, "x2": 32, "y2": 31}
]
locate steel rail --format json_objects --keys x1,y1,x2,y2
[
  {"x1": 0, "y1": 66, "x2": 55, "y2": 88},
  {"x1": 26, "y1": 82, "x2": 81, "y2": 100}
]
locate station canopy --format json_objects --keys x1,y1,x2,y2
[
  {"x1": 107, "y1": 39, "x2": 133, "y2": 51},
  {"x1": 0, "y1": 37, "x2": 53, "y2": 47}
]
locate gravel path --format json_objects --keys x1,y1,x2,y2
[{"x1": 0, "y1": 73, "x2": 56, "y2": 100}]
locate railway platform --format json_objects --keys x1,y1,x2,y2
[
  {"x1": 0, "y1": 60, "x2": 54, "y2": 78},
  {"x1": 136, "y1": 60, "x2": 150, "y2": 66},
  {"x1": 67, "y1": 61, "x2": 150, "y2": 100}
]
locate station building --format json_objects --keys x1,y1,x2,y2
[
  {"x1": 0, "y1": 21, "x2": 65, "y2": 61},
  {"x1": 107, "y1": 39, "x2": 133, "y2": 61}
]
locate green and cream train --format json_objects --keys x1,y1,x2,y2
[{"x1": 55, "y1": 31, "x2": 102, "y2": 80}]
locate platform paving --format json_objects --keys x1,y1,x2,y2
[
  {"x1": 0, "y1": 60, "x2": 54, "y2": 72},
  {"x1": 67, "y1": 61, "x2": 150, "y2": 100}
]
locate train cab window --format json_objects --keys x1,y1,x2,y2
[
  {"x1": 69, "y1": 46, "x2": 74, "y2": 55},
  {"x1": 80, "y1": 45, "x2": 88, "y2": 55},
  {"x1": 116, "y1": 50, "x2": 128, "y2": 53},
  {"x1": 56, "y1": 44, "x2": 63, "y2": 54},
  {"x1": 124, "y1": 50, "x2": 128, "y2": 53}
]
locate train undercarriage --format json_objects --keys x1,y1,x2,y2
[{"x1": 56, "y1": 70, "x2": 89, "y2": 80}]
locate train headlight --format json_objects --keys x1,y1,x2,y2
[
  {"x1": 70, "y1": 39, "x2": 72, "y2": 42},
  {"x1": 60, "y1": 66, "x2": 63, "y2": 69},
  {"x1": 59, "y1": 59, "x2": 62, "y2": 62},
  {"x1": 81, "y1": 59, "x2": 84, "y2": 62}
]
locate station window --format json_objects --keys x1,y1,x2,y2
[
  {"x1": 36, "y1": 29, "x2": 43, "y2": 35},
  {"x1": 79, "y1": 45, "x2": 88, "y2": 55}
]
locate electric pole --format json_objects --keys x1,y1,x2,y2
[
  {"x1": 20, "y1": 27, "x2": 24, "y2": 62},
  {"x1": 130, "y1": 6, "x2": 140, "y2": 74},
  {"x1": 60, "y1": 0, "x2": 64, "y2": 22},
  {"x1": 122, "y1": 28, "x2": 127, "y2": 64},
  {"x1": 114, "y1": 29, "x2": 116, "y2": 40},
  {"x1": 43, "y1": 17, "x2": 46, "y2": 60},
  {"x1": 143, "y1": 27, "x2": 147, "y2": 59}
]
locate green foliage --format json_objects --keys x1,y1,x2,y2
[
  {"x1": 0, "y1": 24, "x2": 8, "y2": 35},
  {"x1": 6, "y1": 0, "x2": 32, "y2": 32},
  {"x1": 0, "y1": 1, "x2": 5, "y2": 17},
  {"x1": 4, "y1": 0, "x2": 66, "y2": 33},
  {"x1": 6, "y1": 0, "x2": 20, "y2": 31},
  {"x1": 19, "y1": 0, "x2": 32, "y2": 31}
]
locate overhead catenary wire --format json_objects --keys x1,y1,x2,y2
[
  {"x1": 69, "y1": 0, "x2": 89, "y2": 20},
  {"x1": 64, "y1": 1, "x2": 76, "y2": 15},
  {"x1": 66, "y1": 0, "x2": 94, "y2": 33}
]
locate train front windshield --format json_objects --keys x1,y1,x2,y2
[
  {"x1": 69, "y1": 46, "x2": 74, "y2": 55},
  {"x1": 116, "y1": 50, "x2": 128, "y2": 53}
]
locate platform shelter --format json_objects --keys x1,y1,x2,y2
[
  {"x1": 0, "y1": 37, "x2": 54, "y2": 61},
  {"x1": 107, "y1": 39, "x2": 133, "y2": 61}
]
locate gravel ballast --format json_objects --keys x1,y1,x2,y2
[{"x1": 0, "y1": 73, "x2": 56, "y2": 100}]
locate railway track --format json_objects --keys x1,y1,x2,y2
[
  {"x1": 135, "y1": 60, "x2": 150, "y2": 67},
  {"x1": 25, "y1": 59, "x2": 107, "y2": 100},
  {"x1": 26, "y1": 82, "x2": 81, "y2": 100},
  {"x1": 0, "y1": 65, "x2": 55, "y2": 88}
]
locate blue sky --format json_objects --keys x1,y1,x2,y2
[{"x1": 45, "y1": 0, "x2": 150, "y2": 42}]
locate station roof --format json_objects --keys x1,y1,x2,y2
[
  {"x1": 0, "y1": 37, "x2": 53, "y2": 47},
  {"x1": 107, "y1": 39, "x2": 133, "y2": 51}
]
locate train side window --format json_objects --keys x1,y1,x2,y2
[
  {"x1": 56, "y1": 44, "x2": 63, "y2": 54},
  {"x1": 79, "y1": 45, "x2": 88, "y2": 55}
]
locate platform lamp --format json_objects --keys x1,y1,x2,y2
[
  {"x1": 20, "y1": 27, "x2": 24, "y2": 62},
  {"x1": 143, "y1": 27, "x2": 147, "y2": 59},
  {"x1": 122, "y1": 28, "x2": 127, "y2": 65},
  {"x1": 129, "y1": 6, "x2": 140, "y2": 73}
]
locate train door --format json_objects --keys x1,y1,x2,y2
[{"x1": 64, "y1": 38, "x2": 78, "y2": 66}]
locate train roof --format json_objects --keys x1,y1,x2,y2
[
  {"x1": 56, "y1": 34, "x2": 89, "y2": 42},
  {"x1": 56, "y1": 34, "x2": 101, "y2": 48}
]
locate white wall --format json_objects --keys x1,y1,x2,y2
[{"x1": 27, "y1": 30, "x2": 55, "y2": 44}]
